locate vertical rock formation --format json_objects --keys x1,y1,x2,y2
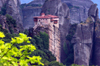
[
  {"x1": 0, "y1": 0, "x2": 23, "y2": 32},
  {"x1": 72, "y1": 21, "x2": 94, "y2": 65},
  {"x1": 48, "y1": 24, "x2": 61, "y2": 62},
  {"x1": 41, "y1": 0, "x2": 70, "y2": 62},
  {"x1": 6, "y1": 0, "x2": 23, "y2": 32},
  {"x1": 89, "y1": 4, "x2": 100, "y2": 66},
  {"x1": 72, "y1": 4, "x2": 100, "y2": 66},
  {"x1": 62, "y1": 0, "x2": 93, "y2": 24},
  {"x1": 0, "y1": 15, "x2": 9, "y2": 32}
]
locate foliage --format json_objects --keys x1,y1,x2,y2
[
  {"x1": 66, "y1": 3, "x2": 79, "y2": 9},
  {"x1": 66, "y1": 24, "x2": 77, "y2": 42},
  {"x1": 31, "y1": 32, "x2": 49, "y2": 50},
  {"x1": 0, "y1": 4, "x2": 7, "y2": 15},
  {"x1": 48, "y1": 61, "x2": 66, "y2": 66},
  {"x1": 0, "y1": 32, "x2": 44, "y2": 66},
  {"x1": 63, "y1": 24, "x2": 77, "y2": 65},
  {"x1": 0, "y1": 26, "x2": 65, "y2": 66},
  {"x1": 24, "y1": 29, "x2": 29, "y2": 35},
  {"x1": 30, "y1": 32, "x2": 56, "y2": 62},
  {"x1": 20, "y1": 3, "x2": 27, "y2": 9},
  {"x1": 9, "y1": 25, "x2": 14, "y2": 34},
  {"x1": 20, "y1": 3, "x2": 42, "y2": 9},
  {"x1": 6, "y1": 14, "x2": 17, "y2": 28},
  {"x1": 39, "y1": 32, "x2": 49, "y2": 50}
]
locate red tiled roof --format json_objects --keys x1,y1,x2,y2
[{"x1": 34, "y1": 14, "x2": 59, "y2": 19}]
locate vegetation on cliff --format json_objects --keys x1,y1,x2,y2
[{"x1": 63, "y1": 24, "x2": 77, "y2": 66}]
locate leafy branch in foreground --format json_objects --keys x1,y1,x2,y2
[{"x1": 0, "y1": 32, "x2": 44, "y2": 66}]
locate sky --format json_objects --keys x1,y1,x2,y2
[
  {"x1": 20, "y1": 0, "x2": 100, "y2": 17},
  {"x1": 20, "y1": 0, "x2": 33, "y2": 4}
]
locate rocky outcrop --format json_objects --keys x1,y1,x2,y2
[
  {"x1": 6, "y1": 0, "x2": 23, "y2": 32},
  {"x1": 72, "y1": 4, "x2": 100, "y2": 65},
  {"x1": 62, "y1": 0, "x2": 93, "y2": 24},
  {"x1": 88, "y1": 4, "x2": 99, "y2": 21},
  {"x1": 41, "y1": 0, "x2": 70, "y2": 62},
  {"x1": 90, "y1": 4, "x2": 100, "y2": 66},
  {"x1": 0, "y1": 0, "x2": 23, "y2": 32},
  {"x1": 72, "y1": 21, "x2": 94, "y2": 65},
  {"x1": 0, "y1": 15, "x2": 9, "y2": 32}
]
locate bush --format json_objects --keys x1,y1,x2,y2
[
  {"x1": 0, "y1": 32, "x2": 44, "y2": 66},
  {"x1": 48, "y1": 61, "x2": 66, "y2": 66},
  {"x1": 39, "y1": 32, "x2": 49, "y2": 50},
  {"x1": 6, "y1": 14, "x2": 17, "y2": 28}
]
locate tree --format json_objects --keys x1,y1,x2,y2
[
  {"x1": 0, "y1": 32, "x2": 44, "y2": 66},
  {"x1": 6, "y1": 14, "x2": 17, "y2": 28}
]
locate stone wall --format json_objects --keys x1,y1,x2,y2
[{"x1": 48, "y1": 25, "x2": 61, "y2": 62}]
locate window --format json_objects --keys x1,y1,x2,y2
[
  {"x1": 54, "y1": 20, "x2": 58, "y2": 24},
  {"x1": 34, "y1": 18, "x2": 37, "y2": 22}
]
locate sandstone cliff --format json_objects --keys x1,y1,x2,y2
[
  {"x1": 62, "y1": 0, "x2": 93, "y2": 24},
  {"x1": 41, "y1": 0, "x2": 70, "y2": 62}
]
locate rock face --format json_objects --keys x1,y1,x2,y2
[
  {"x1": 48, "y1": 26, "x2": 61, "y2": 62},
  {"x1": 72, "y1": 22, "x2": 94, "y2": 65},
  {"x1": 0, "y1": 0, "x2": 23, "y2": 32},
  {"x1": 0, "y1": 15, "x2": 9, "y2": 32},
  {"x1": 62, "y1": 0, "x2": 93, "y2": 24},
  {"x1": 41, "y1": 0, "x2": 70, "y2": 62},
  {"x1": 72, "y1": 4, "x2": 100, "y2": 65},
  {"x1": 90, "y1": 4, "x2": 100, "y2": 66},
  {"x1": 0, "y1": 0, "x2": 7, "y2": 10},
  {"x1": 22, "y1": 0, "x2": 45, "y2": 29},
  {"x1": 6, "y1": 0, "x2": 23, "y2": 32},
  {"x1": 23, "y1": 7, "x2": 42, "y2": 29}
]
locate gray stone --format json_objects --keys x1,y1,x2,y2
[
  {"x1": 72, "y1": 22, "x2": 94, "y2": 65},
  {"x1": 62, "y1": 0, "x2": 93, "y2": 24}
]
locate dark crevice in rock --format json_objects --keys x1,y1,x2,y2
[
  {"x1": 91, "y1": 22, "x2": 96, "y2": 65},
  {"x1": 81, "y1": 25, "x2": 84, "y2": 44}
]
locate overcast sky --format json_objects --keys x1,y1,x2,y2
[{"x1": 20, "y1": 0, "x2": 100, "y2": 17}]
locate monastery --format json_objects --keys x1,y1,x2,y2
[{"x1": 33, "y1": 13, "x2": 61, "y2": 62}]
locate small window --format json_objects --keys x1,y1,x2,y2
[
  {"x1": 54, "y1": 20, "x2": 58, "y2": 24},
  {"x1": 34, "y1": 18, "x2": 37, "y2": 22}
]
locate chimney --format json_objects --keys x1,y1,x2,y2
[{"x1": 41, "y1": 13, "x2": 45, "y2": 17}]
